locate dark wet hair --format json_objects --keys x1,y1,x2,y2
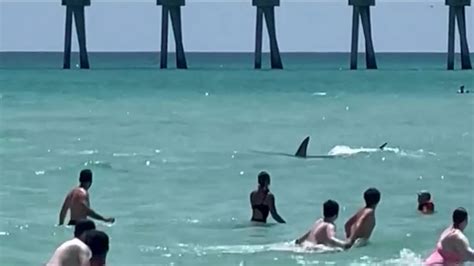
[
  {"x1": 323, "y1": 200, "x2": 339, "y2": 218},
  {"x1": 453, "y1": 207, "x2": 468, "y2": 227},
  {"x1": 258, "y1": 171, "x2": 270, "y2": 187},
  {"x1": 85, "y1": 230, "x2": 109, "y2": 258},
  {"x1": 79, "y1": 169, "x2": 92, "y2": 184},
  {"x1": 418, "y1": 191, "x2": 431, "y2": 201},
  {"x1": 364, "y1": 188, "x2": 381, "y2": 208},
  {"x1": 74, "y1": 219, "x2": 96, "y2": 238}
]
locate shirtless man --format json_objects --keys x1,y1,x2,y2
[
  {"x1": 46, "y1": 219, "x2": 95, "y2": 266},
  {"x1": 344, "y1": 188, "x2": 381, "y2": 247},
  {"x1": 295, "y1": 200, "x2": 350, "y2": 249},
  {"x1": 59, "y1": 169, "x2": 114, "y2": 226},
  {"x1": 425, "y1": 208, "x2": 474, "y2": 265}
]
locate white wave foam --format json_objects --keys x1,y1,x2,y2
[
  {"x1": 312, "y1": 92, "x2": 327, "y2": 96},
  {"x1": 78, "y1": 150, "x2": 98, "y2": 155},
  {"x1": 56, "y1": 149, "x2": 98, "y2": 155},
  {"x1": 327, "y1": 145, "x2": 435, "y2": 158},
  {"x1": 348, "y1": 249, "x2": 423, "y2": 266},
  {"x1": 112, "y1": 152, "x2": 138, "y2": 157},
  {"x1": 328, "y1": 145, "x2": 379, "y2": 156},
  {"x1": 292, "y1": 248, "x2": 424, "y2": 266},
  {"x1": 83, "y1": 160, "x2": 112, "y2": 169},
  {"x1": 179, "y1": 242, "x2": 342, "y2": 255}
]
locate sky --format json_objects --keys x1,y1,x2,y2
[{"x1": 0, "y1": 0, "x2": 473, "y2": 52}]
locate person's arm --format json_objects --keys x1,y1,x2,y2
[
  {"x1": 327, "y1": 224, "x2": 351, "y2": 249},
  {"x1": 295, "y1": 231, "x2": 310, "y2": 245},
  {"x1": 268, "y1": 194, "x2": 286, "y2": 224},
  {"x1": 58, "y1": 193, "x2": 71, "y2": 225},
  {"x1": 77, "y1": 192, "x2": 114, "y2": 223},
  {"x1": 344, "y1": 214, "x2": 356, "y2": 238},
  {"x1": 457, "y1": 233, "x2": 474, "y2": 261},
  {"x1": 347, "y1": 213, "x2": 369, "y2": 246}
]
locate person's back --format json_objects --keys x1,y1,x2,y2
[
  {"x1": 46, "y1": 219, "x2": 95, "y2": 266},
  {"x1": 344, "y1": 188, "x2": 381, "y2": 247},
  {"x1": 296, "y1": 200, "x2": 348, "y2": 249},
  {"x1": 47, "y1": 238, "x2": 91, "y2": 266},
  {"x1": 250, "y1": 171, "x2": 285, "y2": 224},
  {"x1": 59, "y1": 169, "x2": 114, "y2": 226},
  {"x1": 306, "y1": 219, "x2": 333, "y2": 245},
  {"x1": 425, "y1": 208, "x2": 474, "y2": 265},
  {"x1": 250, "y1": 190, "x2": 271, "y2": 222},
  {"x1": 69, "y1": 187, "x2": 90, "y2": 222}
]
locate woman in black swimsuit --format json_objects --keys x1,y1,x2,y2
[{"x1": 250, "y1": 171, "x2": 286, "y2": 224}]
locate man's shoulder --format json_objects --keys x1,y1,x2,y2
[
  {"x1": 70, "y1": 238, "x2": 91, "y2": 252},
  {"x1": 362, "y1": 208, "x2": 375, "y2": 216},
  {"x1": 65, "y1": 238, "x2": 86, "y2": 246},
  {"x1": 71, "y1": 187, "x2": 87, "y2": 196}
]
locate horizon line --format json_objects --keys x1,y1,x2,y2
[
  {"x1": 0, "y1": 0, "x2": 443, "y2": 3},
  {"x1": 1, "y1": 51, "x2": 463, "y2": 54}
]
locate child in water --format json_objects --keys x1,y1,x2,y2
[{"x1": 418, "y1": 191, "x2": 435, "y2": 215}]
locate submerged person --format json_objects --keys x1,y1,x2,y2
[
  {"x1": 47, "y1": 219, "x2": 96, "y2": 266},
  {"x1": 85, "y1": 230, "x2": 110, "y2": 266},
  {"x1": 295, "y1": 200, "x2": 350, "y2": 249},
  {"x1": 457, "y1": 85, "x2": 470, "y2": 94},
  {"x1": 425, "y1": 208, "x2": 474, "y2": 265},
  {"x1": 250, "y1": 171, "x2": 286, "y2": 224},
  {"x1": 59, "y1": 169, "x2": 115, "y2": 226},
  {"x1": 418, "y1": 190, "x2": 435, "y2": 215},
  {"x1": 344, "y1": 187, "x2": 381, "y2": 247}
]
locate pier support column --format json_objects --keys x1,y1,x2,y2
[
  {"x1": 446, "y1": 0, "x2": 472, "y2": 70},
  {"x1": 349, "y1": 0, "x2": 377, "y2": 70},
  {"x1": 253, "y1": 0, "x2": 283, "y2": 69},
  {"x1": 62, "y1": 0, "x2": 90, "y2": 69},
  {"x1": 158, "y1": 0, "x2": 187, "y2": 69}
]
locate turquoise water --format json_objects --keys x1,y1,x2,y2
[{"x1": 0, "y1": 53, "x2": 473, "y2": 265}]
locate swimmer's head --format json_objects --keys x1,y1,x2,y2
[
  {"x1": 79, "y1": 169, "x2": 93, "y2": 189},
  {"x1": 323, "y1": 200, "x2": 339, "y2": 221},
  {"x1": 364, "y1": 188, "x2": 381, "y2": 208},
  {"x1": 417, "y1": 190, "x2": 431, "y2": 204},
  {"x1": 85, "y1": 230, "x2": 109, "y2": 262},
  {"x1": 74, "y1": 219, "x2": 96, "y2": 240},
  {"x1": 258, "y1": 171, "x2": 271, "y2": 190},
  {"x1": 453, "y1": 207, "x2": 468, "y2": 230}
]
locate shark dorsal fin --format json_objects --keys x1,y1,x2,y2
[{"x1": 295, "y1": 136, "x2": 310, "y2": 157}]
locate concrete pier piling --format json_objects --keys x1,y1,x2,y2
[
  {"x1": 157, "y1": 0, "x2": 187, "y2": 69},
  {"x1": 62, "y1": 0, "x2": 90, "y2": 69},
  {"x1": 253, "y1": 0, "x2": 283, "y2": 69},
  {"x1": 446, "y1": 0, "x2": 471, "y2": 70},
  {"x1": 349, "y1": 0, "x2": 377, "y2": 70}
]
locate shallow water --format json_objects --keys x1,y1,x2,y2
[{"x1": 0, "y1": 53, "x2": 473, "y2": 265}]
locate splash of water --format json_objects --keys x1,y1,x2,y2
[{"x1": 327, "y1": 145, "x2": 434, "y2": 158}]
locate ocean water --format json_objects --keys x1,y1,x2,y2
[{"x1": 0, "y1": 53, "x2": 473, "y2": 265}]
